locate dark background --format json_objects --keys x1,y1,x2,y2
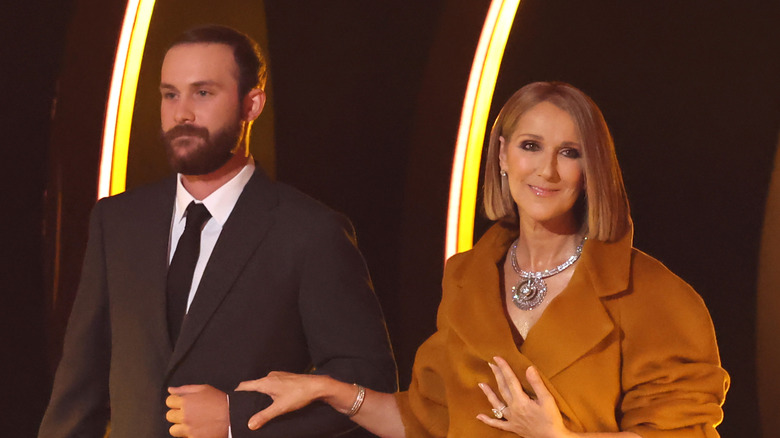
[{"x1": 4, "y1": 1, "x2": 779, "y2": 436}]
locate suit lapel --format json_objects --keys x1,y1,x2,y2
[
  {"x1": 130, "y1": 177, "x2": 177, "y2": 359},
  {"x1": 166, "y1": 170, "x2": 278, "y2": 375}
]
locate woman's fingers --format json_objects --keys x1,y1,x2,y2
[
  {"x1": 526, "y1": 366, "x2": 555, "y2": 407},
  {"x1": 478, "y1": 383, "x2": 505, "y2": 413},
  {"x1": 476, "y1": 413, "x2": 513, "y2": 431},
  {"x1": 487, "y1": 362, "x2": 512, "y2": 404},
  {"x1": 235, "y1": 378, "x2": 265, "y2": 393},
  {"x1": 491, "y1": 356, "x2": 529, "y2": 403},
  {"x1": 236, "y1": 371, "x2": 293, "y2": 393},
  {"x1": 235, "y1": 372, "x2": 321, "y2": 430},
  {"x1": 247, "y1": 404, "x2": 285, "y2": 430},
  {"x1": 480, "y1": 361, "x2": 571, "y2": 437}
]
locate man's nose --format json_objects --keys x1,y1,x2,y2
[{"x1": 173, "y1": 97, "x2": 195, "y2": 124}]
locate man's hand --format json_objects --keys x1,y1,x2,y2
[{"x1": 166, "y1": 384, "x2": 229, "y2": 438}]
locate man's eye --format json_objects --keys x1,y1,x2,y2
[
  {"x1": 197, "y1": 90, "x2": 210, "y2": 97},
  {"x1": 162, "y1": 92, "x2": 177, "y2": 99}
]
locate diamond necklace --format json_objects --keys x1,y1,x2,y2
[{"x1": 510, "y1": 236, "x2": 586, "y2": 311}]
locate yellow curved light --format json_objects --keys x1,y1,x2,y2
[
  {"x1": 99, "y1": 0, "x2": 156, "y2": 199},
  {"x1": 445, "y1": 0, "x2": 520, "y2": 259}
]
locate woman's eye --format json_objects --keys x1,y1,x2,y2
[
  {"x1": 520, "y1": 141, "x2": 540, "y2": 151},
  {"x1": 561, "y1": 148, "x2": 581, "y2": 159}
]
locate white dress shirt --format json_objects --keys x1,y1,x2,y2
[{"x1": 168, "y1": 158, "x2": 255, "y2": 313}]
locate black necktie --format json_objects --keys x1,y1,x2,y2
[{"x1": 167, "y1": 201, "x2": 211, "y2": 345}]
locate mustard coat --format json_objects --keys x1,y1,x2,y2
[{"x1": 396, "y1": 222, "x2": 728, "y2": 437}]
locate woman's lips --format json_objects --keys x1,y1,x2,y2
[{"x1": 529, "y1": 185, "x2": 558, "y2": 196}]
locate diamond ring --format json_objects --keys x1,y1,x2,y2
[{"x1": 492, "y1": 405, "x2": 508, "y2": 419}]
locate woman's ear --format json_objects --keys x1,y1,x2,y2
[{"x1": 498, "y1": 135, "x2": 508, "y2": 170}]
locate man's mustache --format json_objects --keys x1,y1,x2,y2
[{"x1": 163, "y1": 124, "x2": 210, "y2": 142}]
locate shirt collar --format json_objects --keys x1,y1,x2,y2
[{"x1": 174, "y1": 157, "x2": 256, "y2": 227}]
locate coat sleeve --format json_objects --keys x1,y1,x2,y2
[
  {"x1": 618, "y1": 253, "x2": 729, "y2": 438},
  {"x1": 395, "y1": 329, "x2": 450, "y2": 438},
  {"x1": 394, "y1": 253, "x2": 469, "y2": 438},
  {"x1": 228, "y1": 211, "x2": 398, "y2": 437},
  {"x1": 39, "y1": 202, "x2": 111, "y2": 438}
]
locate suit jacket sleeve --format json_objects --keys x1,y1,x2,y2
[
  {"x1": 39, "y1": 201, "x2": 111, "y2": 438},
  {"x1": 228, "y1": 211, "x2": 397, "y2": 437}
]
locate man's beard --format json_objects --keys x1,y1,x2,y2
[{"x1": 162, "y1": 120, "x2": 243, "y2": 175}]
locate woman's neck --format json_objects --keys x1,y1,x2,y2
[{"x1": 515, "y1": 216, "x2": 582, "y2": 272}]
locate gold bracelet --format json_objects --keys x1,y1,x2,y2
[{"x1": 345, "y1": 384, "x2": 366, "y2": 417}]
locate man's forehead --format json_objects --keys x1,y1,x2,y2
[{"x1": 161, "y1": 42, "x2": 239, "y2": 83}]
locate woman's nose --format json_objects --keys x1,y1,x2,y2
[{"x1": 537, "y1": 152, "x2": 560, "y2": 181}]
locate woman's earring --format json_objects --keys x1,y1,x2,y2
[{"x1": 500, "y1": 170, "x2": 507, "y2": 177}]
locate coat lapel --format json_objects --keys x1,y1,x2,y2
[
  {"x1": 166, "y1": 170, "x2": 278, "y2": 375},
  {"x1": 446, "y1": 222, "x2": 519, "y2": 361},
  {"x1": 521, "y1": 238, "x2": 616, "y2": 379}
]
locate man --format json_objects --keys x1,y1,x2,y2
[{"x1": 39, "y1": 25, "x2": 397, "y2": 438}]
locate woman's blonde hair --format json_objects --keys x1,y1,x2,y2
[{"x1": 483, "y1": 81, "x2": 630, "y2": 242}]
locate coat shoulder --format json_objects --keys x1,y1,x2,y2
[
  {"x1": 615, "y1": 248, "x2": 714, "y2": 329},
  {"x1": 628, "y1": 248, "x2": 702, "y2": 302}
]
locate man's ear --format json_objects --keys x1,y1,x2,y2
[{"x1": 243, "y1": 89, "x2": 266, "y2": 122}]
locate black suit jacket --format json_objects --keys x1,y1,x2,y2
[{"x1": 39, "y1": 169, "x2": 397, "y2": 437}]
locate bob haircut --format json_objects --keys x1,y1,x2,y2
[
  {"x1": 168, "y1": 25, "x2": 267, "y2": 98},
  {"x1": 483, "y1": 81, "x2": 630, "y2": 242}
]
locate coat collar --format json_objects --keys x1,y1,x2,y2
[
  {"x1": 166, "y1": 167, "x2": 279, "y2": 375},
  {"x1": 444, "y1": 221, "x2": 634, "y2": 429}
]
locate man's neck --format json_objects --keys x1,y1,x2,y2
[{"x1": 181, "y1": 152, "x2": 249, "y2": 201}]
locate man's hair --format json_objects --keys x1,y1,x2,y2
[
  {"x1": 483, "y1": 81, "x2": 631, "y2": 242},
  {"x1": 168, "y1": 24, "x2": 267, "y2": 97}
]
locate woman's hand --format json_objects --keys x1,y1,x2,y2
[
  {"x1": 235, "y1": 371, "x2": 324, "y2": 430},
  {"x1": 477, "y1": 356, "x2": 572, "y2": 438}
]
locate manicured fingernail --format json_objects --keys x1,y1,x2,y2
[{"x1": 248, "y1": 420, "x2": 256, "y2": 430}]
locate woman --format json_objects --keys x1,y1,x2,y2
[{"x1": 234, "y1": 82, "x2": 729, "y2": 437}]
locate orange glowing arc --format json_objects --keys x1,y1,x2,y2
[
  {"x1": 99, "y1": 0, "x2": 156, "y2": 199},
  {"x1": 445, "y1": 0, "x2": 521, "y2": 259}
]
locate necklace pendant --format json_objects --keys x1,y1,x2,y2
[
  {"x1": 511, "y1": 277, "x2": 547, "y2": 311},
  {"x1": 509, "y1": 236, "x2": 585, "y2": 312}
]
